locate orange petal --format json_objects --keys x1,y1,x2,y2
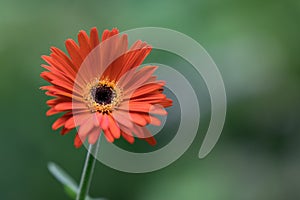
[
  {"x1": 46, "y1": 107, "x2": 60, "y2": 116},
  {"x1": 90, "y1": 27, "x2": 100, "y2": 48},
  {"x1": 101, "y1": 28, "x2": 119, "y2": 41},
  {"x1": 61, "y1": 127, "x2": 72, "y2": 135},
  {"x1": 65, "y1": 39, "x2": 83, "y2": 69},
  {"x1": 55, "y1": 102, "x2": 87, "y2": 111},
  {"x1": 144, "y1": 136, "x2": 157, "y2": 146},
  {"x1": 78, "y1": 117, "x2": 94, "y2": 138},
  {"x1": 117, "y1": 44, "x2": 151, "y2": 79},
  {"x1": 129, "y1": 93, "x2": 166, "y2": 102},
  {"x1": 42, "y1": 54, "x2": 76, "y2": 80},
  {"x1": 74, "y1": 133, "x2": 84, "y2": 148},
  {"x1": 65, "y1": 116, "x2": 76, "y2": 129},
  {"x1": 95, "y1": 112, "x2": 102, "y2": 127},
  {"x1": 100, "y1": 114, "x2": 109, "y2": 130},
  {"x1": 52, "y1": 112, "x2": 72, "y2": 130},
  {"x1": 78, "y1": 30, "x2": 91, "y2": 57},
  {"x1": 103, "y1": 128, "x2": 114, "y2": 143},
  {"x1": 118, "y1": 102, "x2": 167, "y2": 115},
  {"x1": 88, "y1": 128, "x2": 101, "y2": 144},
  {"x1": 73, "y1": 112, "x2": 93, "y2": 127},
  {"x1": 121, "y1": 131, "x2": 135, "y2": 144},
  {"x1": 129, "y1": 112, "x2": 148, "y2": 126},
  {"x1": 66, "y1": 112, "x2": 92, "y2": 129},
  {"x1": 50, "y1": 47, "x2": 77, "y2": 72},
  {"x1": 112, "y1": 110, "x2": 134, "y2": 128},
  {"x1": 107, "y1": 114, "x2": 121, "y2": 139},
  {"x1": 149, "y1": 115, "x2": 161, "y2": 126},
  {"x1": 122, "y1": 66, "x2": 158, "y2": 92},
  {"x1": 132, "y1": 125, "x2": 157, "y2": 146},
  {"x1": 128, "y1": 82, "x2": 165, "y2": 98}
]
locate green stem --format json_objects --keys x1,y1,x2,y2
[{"x1": 76, "y1": 137, "x2": 100, "y2": 200}]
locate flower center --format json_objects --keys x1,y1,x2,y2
[
  {"x1": 83, "y1": 79, "x2": 122, "y2": 114},
  {"x1": 94, "y1": 85, "x2": 115, "y2": 105}
]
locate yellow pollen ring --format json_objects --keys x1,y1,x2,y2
[{"x1": 83, "y1": 78, "x2": 122, "y2": 114}]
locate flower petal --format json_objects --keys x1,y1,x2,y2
[
  {"x1": 52, "y1": 112, "x2": 72, "y2": 130},
  {"x1": 121, "y1": 131, "x2": 135, "y2": 144},
  {"x1": 103, "y1": 128, "x2": 114, "y2": 143},
  {"x1": 78, "y1": 116, "x2": 94, "y2": 138},
  {"x1": 107, "y1": 114, "x2": 121, "y2": 139},
  {"x1": 88, "y1": 128, "x2": 101, "y2": 144},
  {"x1": 65, "y1": 39, "x2": 83, "y2": 69},
  {"x1": 74, "y1": 133, "x2": 84, "y2": 148}
]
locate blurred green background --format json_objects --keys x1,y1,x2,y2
[{"x1": 1, "y1": 0, "x2": 300, "y2": 199}]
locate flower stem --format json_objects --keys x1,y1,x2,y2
[{"x1": 76, "y1": 137, "x2": 100, "y2": 200}]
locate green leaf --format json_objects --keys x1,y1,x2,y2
[
  {"x1": 48, "y1": 162, "x2": 78, "y2": 198},
  {"x1": 48, "y1": 162, "x2": 107, "y2": 200},
  {"x1": 63, "y1": 185, "x2": 77, "y2": 199}
]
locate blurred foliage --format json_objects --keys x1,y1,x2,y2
[{"x1": 0, "y1": 0, "x2": 299, "y2": 199}]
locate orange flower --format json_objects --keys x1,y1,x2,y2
[{"x1": 41, "y1": 27, "x2": 172, "y2": 148}]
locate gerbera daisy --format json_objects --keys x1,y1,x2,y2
[{"x1": 41, "y1": 27, "x2": 172, "y2": 148}]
